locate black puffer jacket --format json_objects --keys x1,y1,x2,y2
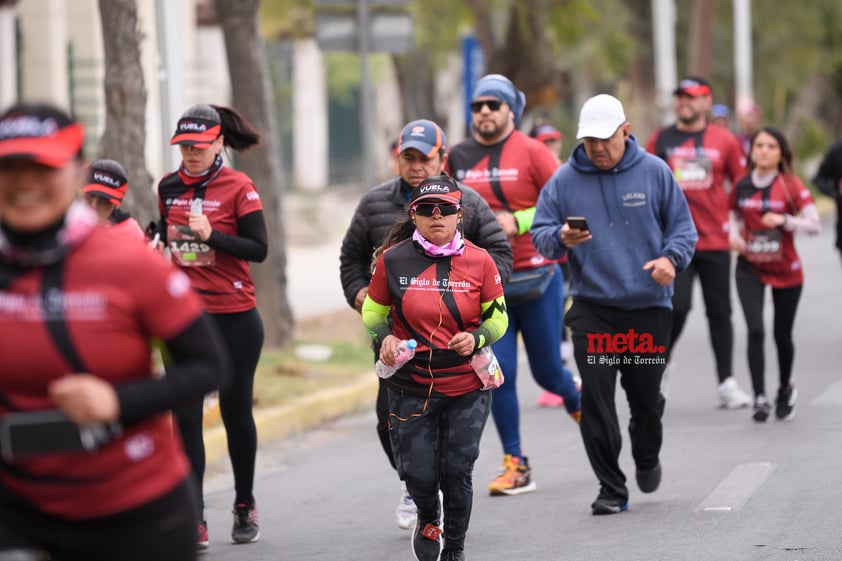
[{"x1": 340, "y1": 176, "x2": 513, "y2": 309}]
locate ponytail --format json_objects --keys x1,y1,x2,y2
[{"x1": 211, "y1": 105, "x2": 261, "y2": 152}]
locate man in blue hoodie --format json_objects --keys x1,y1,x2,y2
[{"x1": 531, "y1": 94, "x2": 697, "y2": 515}]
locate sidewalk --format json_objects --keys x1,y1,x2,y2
[{"x1": 203, "y1": 185, "x2": 378, "y2": 465}]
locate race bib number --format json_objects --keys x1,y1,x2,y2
[
  {"x1": 168, "y1": 224, "x2": 215, "y2": 267},
  {"x1": 745, "y1": 229, "x2": 782, "y2": 263},
  {"x1": 670, "y1": 156, "x2": 713, "y2": 191}
]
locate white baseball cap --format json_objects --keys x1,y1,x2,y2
[{"x1": 576, "y1": 94, "x2": 627, "y2": 140}]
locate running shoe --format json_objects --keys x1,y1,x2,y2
[
  {"x1": 231, "y1": 503, "x2": 260, "y2": 544},
  {"x1": 197, "y1": 520, "x2": 209, "y2": 551},
  {"x1": 440, "y1": 548, "x2": 466, "y2": 561},
  {"x1": 411, "y1": 519, "x2": 442, "y2": 561},
  {"x1": 536, "y1": 391, "x2": 565, "y2": 407},
  {"x1": 775, "y1": 385, "x2": 798, "y2": 421},
  {"x1": 635, "y1": 463, "x2": 662, "y2": 493},
  {"x1": 396, "y1": 481, "x2": 417, "y2": 530},
  {"x1": 752, "y1": 394, "x2": 771, "y2": 422},
  {"x1": 488, "y1": 454, "x2": 537, "y2": 496},
  {"x1": 717, "y1": 377, "x2": 752, "y2": 409},
  {"x1": 591, "y1": 494, "x2": 629, "y2": 515}
]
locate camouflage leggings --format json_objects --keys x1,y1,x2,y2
[{"x1": 388, "y1": 388, "x2": 490, "y2": 551}]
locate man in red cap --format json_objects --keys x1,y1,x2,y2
[{"x1": 646, "y1": 76, "x2": 751, "y2": 409}]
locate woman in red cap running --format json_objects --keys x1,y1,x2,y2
[
  {"x1": 0, "y1": 102, "x2": 227, "y2": 561},
  {"x1": 157, "y1": 103, "x2": 267, "y2": 550}
]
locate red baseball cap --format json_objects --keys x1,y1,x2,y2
[
  {"x1": 531, "y1": 124, "x2": 562, "y2": 143},
  {"x1": 673, "y1": 77, "x2": 712, "y2": 97}
]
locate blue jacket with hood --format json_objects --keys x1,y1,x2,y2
[{"x1": 531, "y1": 135, "x2": 697, "y2": 310}]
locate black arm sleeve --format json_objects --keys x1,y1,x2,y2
[
  {"x1": 206, "y1": 210, "x2": 268, "y2": 262},
  {"x1": 813, "y1": 142, "x2": 842, "y2": 199},
  {"x1": 113, "y1": 313, "x2": 232, "y2": 426}
]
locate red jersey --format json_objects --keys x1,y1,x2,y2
[
  {"x1": 446, "y1": 130, "x2": 560, "y2": 271},
  {"x1": 110, "y1": 216, "x2": 144, "y2": 241},
  {"x1": 647, "y1": 124, "x2": 745, "y2": 251},
  {"x1": 730, "y1": 174, "x2": 813, "y2": 288},
  {"x1": 0, "y1": 227, "x2": 204, "y2": 519},
  {"x1": 158, "y1": 167, "x2": 263, "y2": 313},
  {"x1": 368, "y1": 240, "x2": 504, "y2": 397}
]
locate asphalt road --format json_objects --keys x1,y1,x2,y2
[{"x1": 202, "y1": 211, "x2": 842, "y2": 561}]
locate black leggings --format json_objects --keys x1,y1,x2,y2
[
  {"x1": 0, "y1": 480, "x2": 198, "y2": 561},
  {"x1": 835, "y1": 196, "x2": 842, "y2": 258},
  {"x1": 735, "y1": 267, "x2": 802, "y2": 397},
  {"x1": 669, "y1": 250, "x2": 733, "y2": 382},
  {"x1": 388, "y1": 388, "x2": 490, "y2": 552},
  {"x1": 375, "y1": 378, "x2": 396, "y2": 470},
  {"x1": 174, "y1": 308, "x2": 264, "y2": 513}
]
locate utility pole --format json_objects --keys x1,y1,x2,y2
[
  {"x1": 314, "y1": 0, "x2": 412, "y2": 188},
  {"x1": 357, "y1": 0, "x2": 373, "y2": 191},
  {"x1": 733, "y1": 0, "x2": 754, "y2": 113},
  {"x1": 652, "y1": 0, "x2": 677, "y2": 125}
]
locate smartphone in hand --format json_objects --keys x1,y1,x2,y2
[{"x1": 566, "y1": 216, "x2": 590, "y2": 231}]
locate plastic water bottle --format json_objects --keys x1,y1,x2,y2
[{"x1": 375, "y1": 339, "x2": 417, "y2": 379}]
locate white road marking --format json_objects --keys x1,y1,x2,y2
[
  {"x1": 810, "y1": 378, "x2": 842, "y2": 406},
  {"x1": 695, "y1": 462, "x2": 776, "y2": 512}
]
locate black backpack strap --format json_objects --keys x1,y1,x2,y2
[{"x1": 40, "y1": 260, "x2": 88, "y2": 372}]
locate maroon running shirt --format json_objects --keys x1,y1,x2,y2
[
  {"x1": 647, "y1": 124, "x2": 745, "y2": 251},
  {"x1": 0, "y1": 227, "x2": 203, "y2": 519},
  {"x1": 368, "y1": 239, "x2": 504, "y2": 397},
  {"x1": 159, "y1": 167, "x2": 263, "y2": 313},
  {"x1": 730, "y1": 174, "x2": 813, "y2": 288},
  {"x1": 446, "y1": 130, "x2": 560, "y2": 271}
]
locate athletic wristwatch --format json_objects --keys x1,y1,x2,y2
[{"x1": 664, "y1": 254, "x2": 679, "y2": 268}]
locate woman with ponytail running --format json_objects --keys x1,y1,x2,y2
[{"x1": 158, "y1": 104, "x2": 268, "y2": 550}]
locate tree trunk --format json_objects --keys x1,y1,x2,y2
[
  {"x1": 625, "y1": 0, "x2": 659, "y2": 131},
  {"x1": 784, "y1": 70, "x2": 827, "y2": 144},
  {"x1": 214, "y1": 0, "x2": 294, "y2": 348},
  {"x1": 466, "y1": 0, "x2": 560, "y2": 109},
  {"x1": 96, "y1": 0, "x2": 155, "y2": 229},
  {"x1": 392, "y1": 50, "x2": 437, "y2": 123},
  {"x1": 687, "y1": 0, "x2": 715, "y2": 77}
]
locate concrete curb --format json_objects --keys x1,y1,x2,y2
[{"x1": 203, "y1": 372, "x2": 379, "y2": 465}]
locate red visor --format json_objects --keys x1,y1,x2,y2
[
  {"x1": 82, "y1": 182, "x2": 128, "y2": 206},
  {"x1": 170, "y1": 120, "x2": 221, "y2": 148},
  {"x1": 533, "y1": 125, "x2": 562, "y2": 143},
  {"x1": 0, "y1": 122, "x2": 84, "y2": 168}
]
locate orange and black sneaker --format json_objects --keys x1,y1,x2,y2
[{"x1": 488, "y1": 454, "x2": 537, "y2": 496}]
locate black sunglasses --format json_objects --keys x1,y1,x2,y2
[
  {"x1": 412, "y1": 203, "x2": 461, "y2": 217},
  {"x1": 470, "y1": 99, "x2": 504, "y2": 113}
]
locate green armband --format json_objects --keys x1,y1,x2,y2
[{"x1": 513, "y1": 207, "x2": 536, "y2": 235}]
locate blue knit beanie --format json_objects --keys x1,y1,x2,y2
[{"x1": 471, "y1": 74, "x2": 526, "y2": 126}]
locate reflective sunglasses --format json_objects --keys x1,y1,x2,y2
[
  {"x1": 412, "y1": 203, "x2": 461, "y2": 217},
  {"x1": 470, "y1": 99, "x2": 504, "y2": 113}
]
